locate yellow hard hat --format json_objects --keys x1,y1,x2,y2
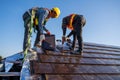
[{"x1": 52, "y1": 7, "x2": 60, "y2": 18}]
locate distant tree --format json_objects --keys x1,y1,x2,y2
[{"x1": 0, "y1": 56, "x2": 2, "y2": 61}]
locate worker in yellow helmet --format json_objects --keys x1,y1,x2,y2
[
  {"x1": 62, "y1": 14, "x2": 86, "y2": 55},
  {"x1": 22, "y1": 7, "x2": 60, "y2": 53}
]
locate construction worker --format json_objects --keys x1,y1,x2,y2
[
  {"x1": 23, "y1": 7, "x2": 60, "y2": 53},
  {"x1": 62, "y1": 14, "x2": 86, "y2": 55}
]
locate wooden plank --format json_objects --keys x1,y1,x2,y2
[
  {"x1": 30, "y1": 61, "x2": 120, "y2": 74},
  {"x1": 37, "y1": 54, "x2": 120, "y2": 64},
  {"x1": 83, "y1": 53, "x2": 120, "y2": 59},
  {"x1": 81, "y1": 58, "x2": 120, "y2": 65},
  {"x1": 45, "y1": 50, "x2": 120, "y2": 56},
  {"x1": 47, "y1": 49, "x2": 120, "y2": 56},
  {"x1": 84, "y1": 46, "x2": 120, "y2": 52},
  {"x1": 84, "y1": 42, "x2": 120, "y2": 50},
  {"x1": 45, "y1": 74, "x2": 120, "y2": 80},
  {"x1": 83, "y1": 49, "x2": 120, "y2": 55},
  {"x1": 0, "y1": 72, "x2": 20, "y2": 76}
]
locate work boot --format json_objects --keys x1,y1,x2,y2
[
  {"x1": 69, "y1": 46, "x2": 74, "y2": 51},
  {"x1": 70, "y1": 50, "x2": 82, "y2": 55},
  {"x1": 76, "y1": 50, "x2": 83, "y2": 55}
]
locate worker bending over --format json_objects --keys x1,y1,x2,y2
[
  {"x1": 23, "y1": 7, "x2": 60, "y2": 54},
  {"x1": 62, "y1": 14, "x2": 86, "y2": 55}
]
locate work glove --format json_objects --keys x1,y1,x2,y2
[
  {"x1": 40, "y1": 34, "x2": 45, "y2": 41},
  {"x1": 66, "y1": 37, "x2": 70, "y2": 41},
  {"x1": 46, "y1": 31, "x2": 51, "y2": 35},
  {"x1": 38, "y1": 34, "x2": 45, "y2": 46}
]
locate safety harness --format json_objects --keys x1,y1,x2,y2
[
  {"x1": 23, "y1": 9, "x2": 35, "y2": 61},
  {"x1": 23, "y1": 8, "x2": 50, "y2": 61},
  {"x1": 67, "y1": 14, "x2": 76, "y2": 30},
  {"x1": 34, "y1": 8, "x2": 50, "y2": 26}
]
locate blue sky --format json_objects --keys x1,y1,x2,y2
[{"x1": 0, "y1": 0, "x2": 120, "y2": 58}]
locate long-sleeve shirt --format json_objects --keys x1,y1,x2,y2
[
  {"x1": 28, "y1": 7, "x2": 49, "y2": 34},
  {"x1": 62, "y1": 16, "x2": 71, "y2": 36},
  {"x1": 62, "y1": 14, "x2": 86, "y2": 36}
]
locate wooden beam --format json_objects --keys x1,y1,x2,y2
[
  {"x1": 37, "y1": 54, "x2": 120, "y2": 64},
  {"x1": 45, "y1": 74, "x2": 120, "y2": 80},
  {"x1": 30, "y1": 61, "x2": 120, "y2": 74}
]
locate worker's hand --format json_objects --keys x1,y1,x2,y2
[
  {"x1": 46, "y1": 31, "x2": 51, "y2": 35},
  {"x1": 62, "y1": 36, "x2": 66, "y2": 44},
  {"x1": 40, "y1": 34, "x2": 45, "y2": 42},
  {"x1": 66, "y1": 38, "x2": 71, "y2": 43},
  {"x1": 66, "y1": 37, "x2": 69, "y2": 41}
]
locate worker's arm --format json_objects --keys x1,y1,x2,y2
[
  {"x1": 43, "y1": 19, "x2": 49, "y2": 32},
  {"x1": 67, "y1": 30, "x2": 74, "y2": 37},
  {"x1": 43, "y1": 26, "x2": 48, "y2": 32},
  {"x1": 42, "y1": 19, "x2": 51, "y2": 35},
  {"x1": 62, "y1": 17, "x2": 67, "y2": 44},
  {"x1": 62, "y1": 17, "x2": 67, "y2": 36}
]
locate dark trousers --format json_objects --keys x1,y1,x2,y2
[
  {"x1": 23, "y1": 11, "x2": 31, "y2": 51},
  {"x1": 34, "y1": 26, "x2": 40, "y2": 46},
  {"x1": 23, "y1": 23, "x2": 40, "y2": 51},
  {"x1": 67, "y1": 29, "x2": 83, "y2": 52},
  {"x1": 67, "y1": 15, "x2": 86, "y2": 52},
  {"x1": 23, "y1": 11, "x2": 40, "y2": 51},
  {"x1": 23, "y1": 24, "x2": 41, "y2": 50}
]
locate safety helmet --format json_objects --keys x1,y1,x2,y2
[{"x1": 51, "y1": 7, "x2": 60, "y2": 18}]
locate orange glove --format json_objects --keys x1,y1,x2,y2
[{"x1": 46, "y1": 31, "x2": 51, "y2": 35}]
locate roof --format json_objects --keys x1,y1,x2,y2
[
  {"x1": 29, "y1": 42, "x2": 120, "y2": 80},
  {"x1": 0, "y1": 42, "x2": 120, "y2": 80}
]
